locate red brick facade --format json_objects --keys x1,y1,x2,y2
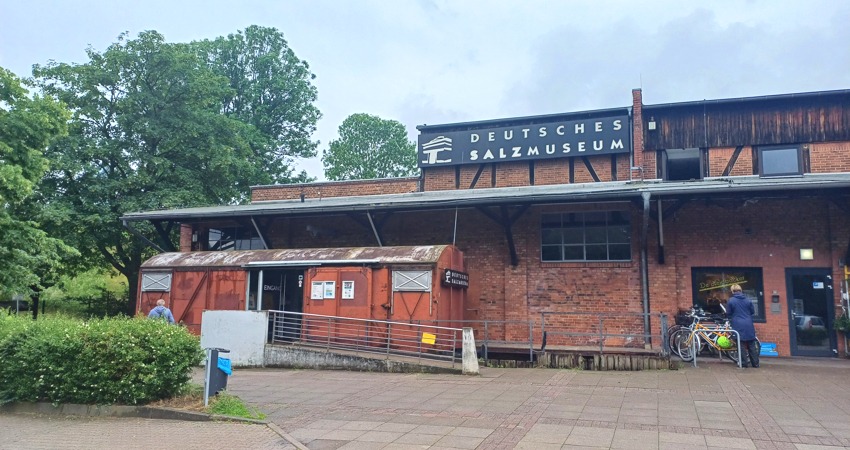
[
  {"x1": 179, "y1": 89, "x2": 850, "y2": 358},
  {"x1": 252, "y1": 177, "x2": 419, "y2": 201}
]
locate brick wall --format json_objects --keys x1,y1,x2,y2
[
  {"x1": 810, "y1": 142, "x2": 850, "y2": 173},
  {"x1": 251, "y1": 177, "x2": 419, "y2": 202},
  {"x1": 251, "y1": 194, "x2": 847, "y2": 356},
  {"x1": 647, "y1": 197, "x2": 848, "y2": 357},
  {"x1": 707, "y1": 147, "x2": 754, "y2": 177}
]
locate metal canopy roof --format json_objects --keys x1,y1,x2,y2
[
  {"x1": 141, "y1": 245, "x2": 450, "y2": 268},
  {"x1": 122, "y1": 173, "x2": 850, "y2": 223}
]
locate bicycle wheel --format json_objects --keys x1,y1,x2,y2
[
  {"x1": 677, "y1": 332, "x2": 699, "y2": 362},
  {"x1": 666, "y1": 325, "x2": 684, "y2": 356}
]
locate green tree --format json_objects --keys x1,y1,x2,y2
[
  {"x1": 33, "y1": 29, "x2": 321, "y2": 314},
  {"x1": 0, "y1": 68, "x2": 77, "y2": 302},
  {"x1": 322, "y1": 113, "x2": 418, "y2": 180},
  {"x1": 191, "y1": 25, "x2": 321, "y2": 183}
]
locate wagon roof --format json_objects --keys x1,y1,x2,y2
[{"x1": 141, "y1": 245, "x2": 451, "y2": 268}]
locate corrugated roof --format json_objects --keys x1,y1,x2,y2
[
  {"x1": 121, "y1": 173, "x2": 850, "y2": 222},
  {"x1": 141, "y1": 245, "x2": 450, "y2": 268}
]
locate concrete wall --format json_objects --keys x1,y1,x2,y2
[
  {"x1": 200, "y1": 310, "x2": 268, "y2": 367},
  {"x1": 264, "y1": 345, "x2": 462, "y2": 374}
]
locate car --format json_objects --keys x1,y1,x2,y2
[{"x1": 795, "y1": 315, "x2": 826, "y2": 331}]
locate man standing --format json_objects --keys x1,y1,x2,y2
[
  {"x1": 727, "y1": 284, "x2": 759, "y2": 368},
  {"x1": 147, "y1": 298, "x2": 175, "y2": 324}
]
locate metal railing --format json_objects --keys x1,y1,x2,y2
[
  {"x1": 540, "y1": 311, "x2": 670, "y2": 357},
  {"x1": 268, "y1": 310, "x2": 463, "y2": 365},
  {"x1": 412, "y1": 319, "x2": 536, "y2": 361}
]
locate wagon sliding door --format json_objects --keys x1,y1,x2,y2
[{"x1": 389, "y1": 269, "x2": 437, "y2": 354}]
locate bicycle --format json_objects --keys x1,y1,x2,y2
[
  {"x1": 677, "y1": 313, "x2": 760, "y2": 363},
  {"x1": 667, "y1": 307, "x2": 716, "y2": 357}
]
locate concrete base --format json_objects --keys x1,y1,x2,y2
[{"x1": 264, "y1": 344, "x2": 462, "y2": 374}]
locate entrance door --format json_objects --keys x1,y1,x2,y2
[
  {"x1": 786, "y1": 268, "x2": 835, "y2": 357},
  {"x1": 247, "y1": 269, "x2": 304, "y2": 342}
]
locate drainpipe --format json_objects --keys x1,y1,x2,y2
[{"x1": 641, "y1": 191, "x2": 651, "y2": 341}]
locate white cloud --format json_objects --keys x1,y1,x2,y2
[{"x1": 2, "y1": 0, "x2": 848, "y2": 182}]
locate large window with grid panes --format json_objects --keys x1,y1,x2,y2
[{"x1": 541, "y1": 211, "x2": 631, "y2": 262}]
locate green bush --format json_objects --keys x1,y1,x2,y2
[
  {"x1": 0, "y1": 312, "x2": 203, "y2": 405},
  {"x1": 797, "y1": 327, "x2": 829, "y2": 345}
]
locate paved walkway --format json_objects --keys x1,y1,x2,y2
[{"x1": 2, "y1": 357, "x2": 850, "y2": 449}]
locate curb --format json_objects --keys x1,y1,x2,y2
[
  {"x1": 0, "y1": 402, "x2": 260, "y2": 424},
  {"x1": 1, "y1": 402, "x2": 307, "y2": 448}
]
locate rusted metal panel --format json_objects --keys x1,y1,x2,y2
[
  {"x1": 643, "y1": 92, "x2": 850, "y2": 150},
  {"x1": 141, "y1": 245, "x2": 449, "y2": 268}
]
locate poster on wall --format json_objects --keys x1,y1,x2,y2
[
  {"x1": 311, "y1": 281, "x2": 324, "y2": 300},
  {"x1": 342, "y1": 281, "x2": 354, "y2": 299},
  {"x1": 323, "y1": 281, "x2": 336, "y2": 299}
]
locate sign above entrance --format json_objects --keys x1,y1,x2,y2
[
  {"x1": 418, "y1": 114, "x2": 630, "y2": 168},
  {"x1": 442, "y1": 269, "x2": 469, "y2": 289}
]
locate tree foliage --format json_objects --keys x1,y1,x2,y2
[
  {"x1": 32, "y1": 28, "x2": 321, "y2": 313},
  {"x1": 322, "y1": 113, "x2": 418, "y2": 180},
  {"x1": 191, "y1": 25, "x2": 321, "y2": 183},
  {"x1": 0, "y1": 68, "x2": 77, "y2": 298}
]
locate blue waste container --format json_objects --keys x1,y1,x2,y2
[{"x1": 204, "y1": 348, "x2": 231, "y2": 406}]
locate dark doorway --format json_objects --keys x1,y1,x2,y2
[
  {"x1": 248, "y1": 269, "x2": 305, "y2": 342},
  {"x1": 786, "y1": 268, "x2": 835, "y2": 357}
]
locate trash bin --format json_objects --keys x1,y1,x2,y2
[{"x1": 204, "y1": 347, "x2": 231, "y2": 406}]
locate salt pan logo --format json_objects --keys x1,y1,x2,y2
[{"x1": 421, "y1": 136, "x2": 452, "y2": 165}]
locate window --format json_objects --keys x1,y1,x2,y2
[
  {"x1": 541, "y1": 211, "x2": 631, "y2": 262},
  {"x1": 691, "y1": 267, "x2": 765, "y2": 322},
  {"x1": 758, "y1": 145, "x2": 803, "y2": 177},
  {"x1": 658, "y1": 148, "x2": 702, "y2": 181},
  {"x1": 208, "y1": 226, "x2": 264, "y2": 250},
  {"x1": 141, "y1": 272, "x2": 172, "y2": 292},
  {"x1": 392, "y1": 270, "x2": 432, "y2": 292}
]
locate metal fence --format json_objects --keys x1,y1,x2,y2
[
  {"x1": 268, "y1": 310, "x2": 463, "y2": 365},
  {"x1": 540, "y1": 311, "x2": 670, "y2": 357}
]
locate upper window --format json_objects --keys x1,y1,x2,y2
[
  {"x1": 758, "y1": 145, "x2": 803, "y2": 177},
  {"x1": 659, "y1": 148, "x2": 702, "y2": 181},
  {"x1": 541, "y1": 211, "x2": 631, "y2": 262},
  {"x1": 208, "y1": 227, "x2": 264, "y2": 251}
]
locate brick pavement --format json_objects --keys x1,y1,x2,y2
[
  {"x1": 2, "y1": 357, "x2": 850, "y2": 449},
  {"x1": 226, "y1": 357, "x2": 850, "y2": 449},
  {"x1": 0, "y1": 415, "x2": 295, "y2": 449}
]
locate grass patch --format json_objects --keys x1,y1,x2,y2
[{"x1": 207, "y1": 391, "x2": 266, "y2": 420}]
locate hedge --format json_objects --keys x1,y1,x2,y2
[{"x1": 0, "y1": 312, "x2": 203, "y2": 405}]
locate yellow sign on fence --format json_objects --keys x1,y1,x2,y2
[{"x1": 421, "y1": 332, "x2": 436, "y2": 345}]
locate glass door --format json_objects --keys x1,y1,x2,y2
[{"x1": 786, "y1": 268, "x2": 835, "y2": 357}]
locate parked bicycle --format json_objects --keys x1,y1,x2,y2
[{"x1": 670, "y1": 307, "x2": 760, "y2": 363}]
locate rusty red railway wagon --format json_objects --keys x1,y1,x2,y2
[{"x1": 137, "y1": 245, "x2": 467, "y2": 335}]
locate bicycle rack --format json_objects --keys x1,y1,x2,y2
[{"x1": 691, "y1": 327, "x2": 742, "y2": 368}]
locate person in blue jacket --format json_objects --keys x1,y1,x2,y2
[
  {"x1": 147, "y1": 298, "x2": 175, "y2": 324},
  {"x1": 726, "y1": 284, "x2": 758, "y2": 368}
]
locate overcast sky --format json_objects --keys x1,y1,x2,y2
[{"x1": 2, "y1": 1, "x2": 848, "y2": 180}]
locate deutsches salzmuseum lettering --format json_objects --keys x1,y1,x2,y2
[{"x1": 418, "y1": 114, "x2": 630, "y2": 168}]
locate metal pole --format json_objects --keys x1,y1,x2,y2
[
  {"x1": 692, "y1": 332, "x2": 698, "y2": 368},
  {"x1": 203, "y1": 348, "x2": 212, "y2": 407},
  {"x1": 736, "y1": 330, "x2": 742, "y2": 368},
  {"x1": 484, "y1": 321, "x2": 489, "y2": 361},
  {"x1": 640, "y1": 192, "x2": 651, "y2": 341},
  {"x1": 386, "y1": 322, "x2": 392, "y2": 357},
  {"x1": 326, "y1": 317, "x2": 331, "y2": 351},
  {"x1": 599, "y1": 317, "x2": 604, "y2": 355}
]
